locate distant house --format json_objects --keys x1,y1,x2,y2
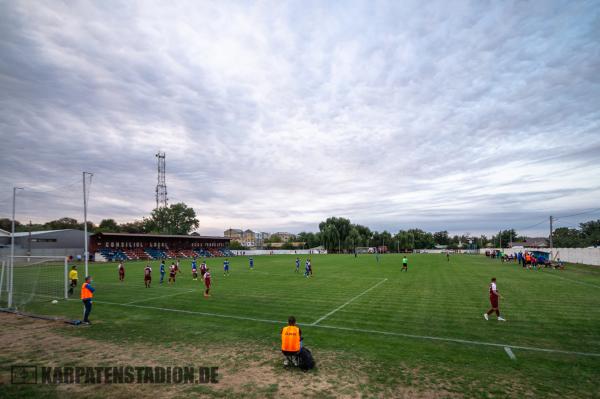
[
  {"x1": 223, "y1": 229, "x2": 243, "y2": 242},
  {"x1": 273, "y1": 232, "x2": 295, "y2": 242},
  {"x1": 509, "y1": 237, "x2": 550, "y2": 248}
]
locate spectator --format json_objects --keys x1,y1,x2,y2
[{"x1": 281, "y1": 316, "x2": 302, "y2": 366}]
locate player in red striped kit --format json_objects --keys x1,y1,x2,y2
[
  {"x1": 203, "y1": 268, "x2": 211, "y2": 297},
  {"x1": 484, "y1": 277, "x2": 506, "y2": 321}
]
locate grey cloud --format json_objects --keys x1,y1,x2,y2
[{"x1": 1, "y1": 1, "x2": 599, "y2": 236}]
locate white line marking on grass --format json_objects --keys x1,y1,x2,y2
[
  {"x1": 79, "y1": 299, "x2": 600, "y2": 358},
  {"x1": 90, "y1": 300, "x2": 282, "y2": 324},
  {"x1": 313, "y1": 324, "x2": 600, "y2": 358},
  {"x1": 124, "y1": 289, "x2": 194, "y2": 305},
  {"x1": 504, "y1": 346, "x2": 516, "y2": 360},
  {"x1": 543, "y1": 272, "x2": 600, "y2": 289},
  {"x1": 310, "y1": 278, "x2": 388, "y2": 326}
]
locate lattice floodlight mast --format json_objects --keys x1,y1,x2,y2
[{"x1": 155, "y1": 152, "x2": 168, "y2": 209}]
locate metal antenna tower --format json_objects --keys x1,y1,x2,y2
[{"x1": 155, "y1": 152, "x2": 168, "y2": 209}]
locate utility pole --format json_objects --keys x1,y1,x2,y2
[
  {"x1": 83, "y1": 172, "x2": 93, "y2": 276},
  {"x1": 549, "y1": 215, "x2": 554, "y2": 260},
  {"x1": 499, "y1": 231, "x2": 502, "y2": 249},
  {"x1": 27, "y1": 221, "x2": 32, "y2": 256}
]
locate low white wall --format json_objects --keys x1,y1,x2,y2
[
  {"x1": 232, "y1": 249, "x2": 327, "y2": 256},
  {"x1": 480, "y1": 247, "x2": 600, "y2": 266}
]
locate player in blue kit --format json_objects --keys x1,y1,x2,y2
[
  {"x1": 295, "y1": 257, "x2": 300, "y2": 273},
  {"x1": 304, "y1": 258, "x2": 312, "y2": 278},
  {"x1": 249, "y1": 257, "x2": 254, "y2": 270},
  {"x1": 159, "y1": 260, "x2": 166, "y2": 284},
  {"x1": 223, "y1": 259, "x2": 230, "y2": 276},
  {"x1": 191, "y1": 258, "x2": 198, "y2": 280}
]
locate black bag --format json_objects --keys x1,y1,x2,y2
[{"x1": 298, "y1": 347, "x2": 315, "y2": 371}]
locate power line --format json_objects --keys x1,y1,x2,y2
[{"x1": 554, "y1": 207, "x2": 600, "y2": 221}]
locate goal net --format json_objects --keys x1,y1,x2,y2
[
  {"x1": 0, "y1": 256, "x2": 68, "y2": 312},
  {"x1": 355, "y1": 247, "x2": 375, "y2": 254}
]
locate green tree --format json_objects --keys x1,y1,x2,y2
[
  {"x1": 345, "y1": 228, "x2": 362, "y2": 251},
  {"x1": 45, "y1": 217, "x2": 79, "y2": 230},
  {"x1": 354, "y1": 224, "x2": 372, "y2": 246},
  {"x1": 433, "y1": 231, "x2": 449, "y2": 246},
  {"x1": 98, "y1": 218, "x2": 119, "y2": 232},
  {"x1": 580, "y1": 220, "x2": 600, "y2": 247},
  {"x1": 0, "y1": 218, "x2": 18, "y2": 231},
  {"x1": 319, "y1": 217, "x2": 352, "y2": 252},
  {"x1": 119, "y1": 220, "x2": 147, "y2": 233},
  {"x1": 552, "y1": 227, "x2": 583, "y2": 248},
  {"x1": 297, "y1": 232, "x2": 321, "y2": 248},
  {"x1": 228, "y1": 241, "x2": 246, "y2": 250},
  {"x1": 144, "y1": 203, "x2": 199, "y2": 235},
  {"x1": 491, "y1": 229, "x2": 520, "y2": 248}
]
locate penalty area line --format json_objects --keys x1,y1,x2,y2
[{"x1": 310, "y1": 278, "x2": 388, "y2": 326}]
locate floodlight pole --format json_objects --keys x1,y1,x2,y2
[
  {"x1": 83, "y1": 172, "x2": 93, "y2": 276},
  {"x1": 9, "y1": 187, "x2": 23, "y2": 308}
]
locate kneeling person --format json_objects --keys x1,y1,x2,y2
[{"x1": 281, "y1": 316, "x2": 302, "y2": 366}]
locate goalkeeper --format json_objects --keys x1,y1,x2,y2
[{"x1": 68, "y1": 265, "x2": 78, "y2": 296}]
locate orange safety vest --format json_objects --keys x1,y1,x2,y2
[
  {"x1": 281, "y1": 325, "x2": 300, "y2": 352},
  {"x1": 81, "y1": 282, "x2": 93, "y2": 300}
]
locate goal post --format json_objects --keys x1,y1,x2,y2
[
  {"x1": 0, "y1": 256, "x2": 68, "y2": 311},
  {"x1": 355, "y1": 247, "x2": 375, "y2": 254}
]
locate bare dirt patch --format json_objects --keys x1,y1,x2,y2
[{"x1": 0, "y1": 312, "x2": 458, "y2": 398}]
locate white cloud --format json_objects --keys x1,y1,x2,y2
[{"x1": 1, "y1": 0, "x2": 599, "y2": 237}]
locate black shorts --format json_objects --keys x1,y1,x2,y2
[{"x1": 70, "y1": 279, "x2": 78, "y2": 286}]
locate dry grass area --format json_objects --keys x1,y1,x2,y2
[{"x1": 0, "y1": 312, "x2": 460, "y2": 398}]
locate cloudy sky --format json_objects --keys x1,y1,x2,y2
[{"x1": 1, "y1": 1, "x2": 599, "y2": 237}]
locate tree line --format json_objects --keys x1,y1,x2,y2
[
  {"x1": 2, "y1": 210, "x2": 598, "y2": 250},
  {"x1": 0, "y1": 203, "x2": 199, "y2": 236},
  {"x1": 295, "y1": 217, "x2": 600, "y2": 252}
]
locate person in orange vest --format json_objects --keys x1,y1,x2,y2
[
  {"x1": 81, "y1": 276, "x2": 95, "y2": 325},
  {"x1": 281, "y1": 316, "x2": 302, "y2": 366}
]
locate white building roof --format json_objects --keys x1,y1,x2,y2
[{"x1": 11, "y1": 229, "x2": 82, "y2": 238}]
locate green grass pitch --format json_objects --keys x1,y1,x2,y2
[{"x1": 5, "y1": 254, "x2": 600, "y2": 397}]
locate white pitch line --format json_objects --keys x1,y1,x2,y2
[
  {"x1": 125, "y1": 289, "x2": 195, "y2": 305},
  {"x1": 90, "y1": 300, "x2": 283, "y2": 324},
  {"x1": 310, "y1": 278, "x2": 388, "y2": 326},
  {"x1": 75, "y1": 299, "x2": 600, "y2": 358},
  {"x1": 543, "y1": 272, "x2": 600, "y2": 289},
  {"x1": 504, "y1": 346, "x2": 516, "y2": 360}
]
